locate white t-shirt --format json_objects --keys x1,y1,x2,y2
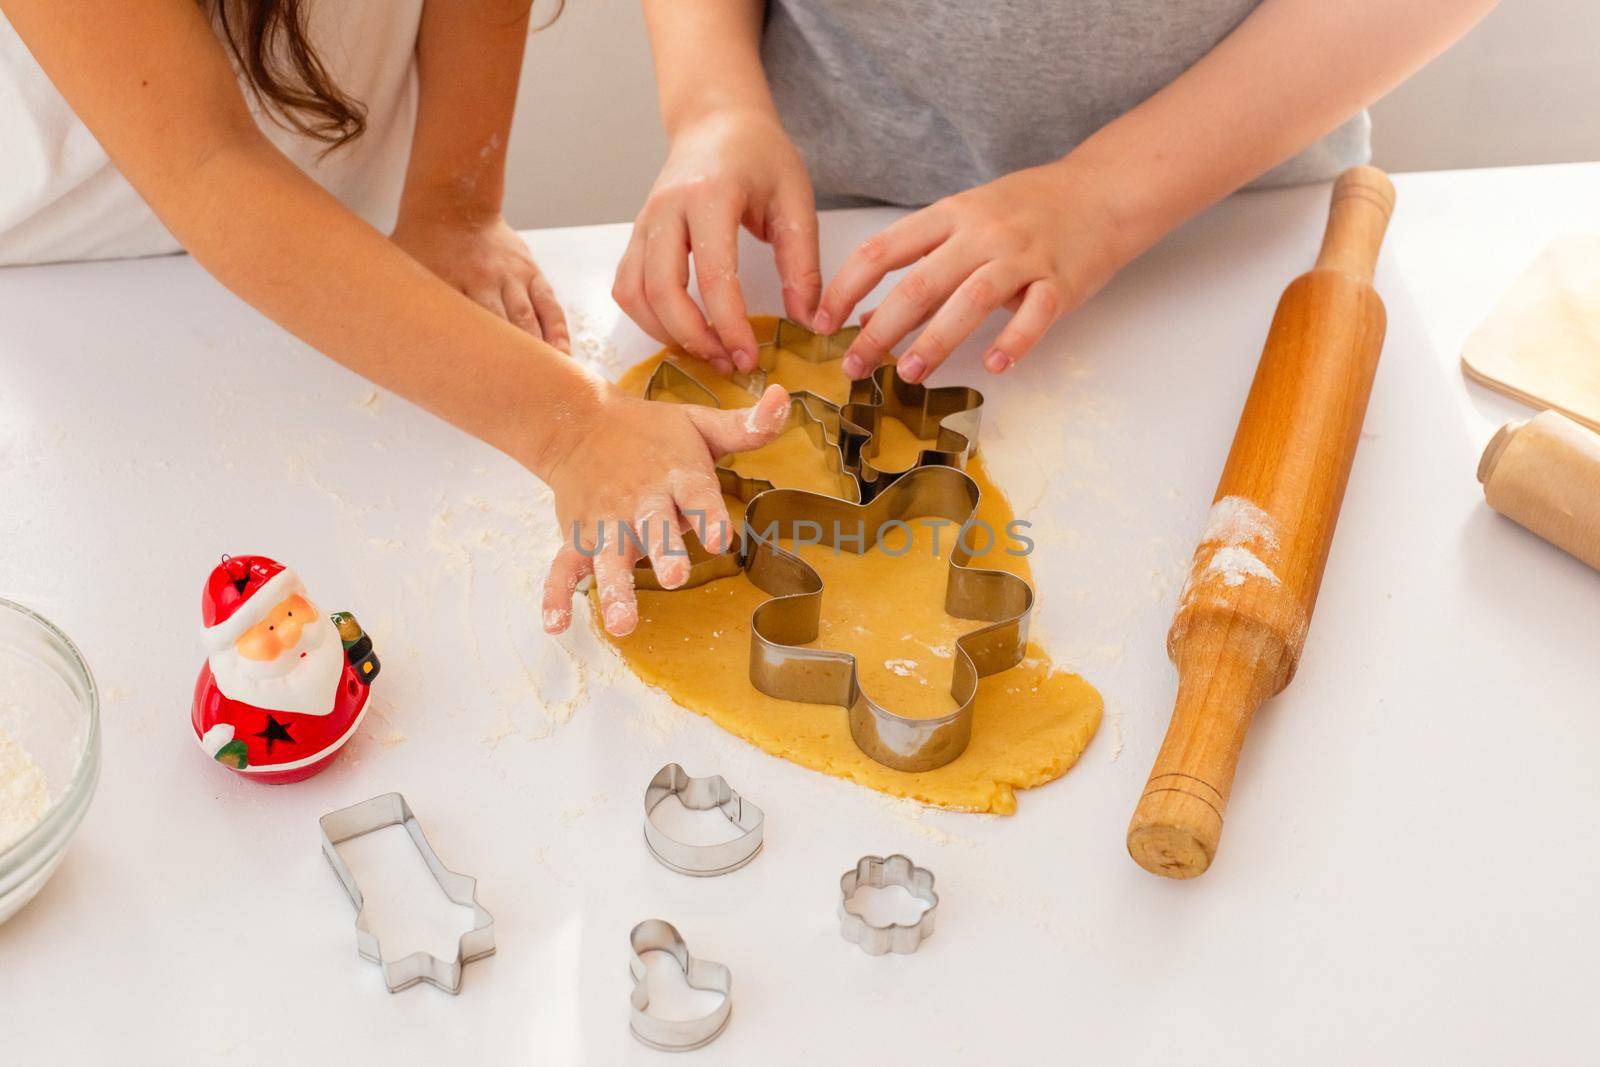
[{"x1": 0, "y1": 2, "x2": 423, "y2": 266}]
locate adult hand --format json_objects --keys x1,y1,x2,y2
[
  {"x1": 814, "y1": 162, "x2": 1127, "y2": 383},
  {"x1": 613, "y1": 110, "x2": 820, "y2": 375},
  {"x1": 393, "y1": 214, "x2": 571, "y2": 353},
  {"x1": 537, "y1": 383, "x2": 790, "y2": 637}
]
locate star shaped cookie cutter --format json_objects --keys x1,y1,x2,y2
[
  {"x1": 628, "y1": 919, "x2": 733, "y2": 1051},
  {"x1": 636, "y1": 320, "x2": 1031, "y2": 772},
  {"x1": 319, "y1": 792, "x2": 496, "y2": 994}
]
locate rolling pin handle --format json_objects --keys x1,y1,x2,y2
[{"x1": 1314, "y1": 165, "x2": 1396, "y2": 284}]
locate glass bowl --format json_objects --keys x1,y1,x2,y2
[{"x1": 0, "y1": 598, "x2": 100, "y2": 925}]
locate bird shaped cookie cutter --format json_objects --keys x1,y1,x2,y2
[
  {"x1": 319, "y1": 793, "x2": 496, "y2": 994},
  {"x1": 635, "y1": 320, "x2": 1033, "y2": 773}
]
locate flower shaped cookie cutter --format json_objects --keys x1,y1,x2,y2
[{"x1": 838, "y1": 853, "x2": 939, "y2": 956}]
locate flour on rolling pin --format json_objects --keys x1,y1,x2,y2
[
  {"x1": 1478, "y1": 409, "x2": 1600, "y2": 572},
  {"x1": 1180, "y1": 496, "x2": 1283, "y2": 595}
]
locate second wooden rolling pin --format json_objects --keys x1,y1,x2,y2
[
  {"x1": 1479, "y1": 409, "x2": 1600, "y2": 571},
  {"x1": 1127, "y1": 166, "x2": 1395, "y2": 879}
]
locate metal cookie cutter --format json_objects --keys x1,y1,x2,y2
[
  {"x1": 838, "y1": 854, "x2": 939, "y2": 956},
  {"x1": 636, "y1": 320, "x2": 1028, "y2": 772},
  {"x1": 644, "y1": 356, "x2": 860, "y2": 505},
  {"x1": 755, "y1": 318, "x2": 986, "y2": 497},
  {"x1": 629, "y1": 920, "x2": 733, "y2": 1051},
  {"x1": 646, "y1": 318, "x2": 984, "y2": 498},
  {"x1": 842, "y1": 364, "x2": 985, "y2": 500},
  {"x1": 643, "y1": 763, "x2": 765, "y2": 876},
  {"x1": 319, "y1": 793, "x2": 495, "y2": 994},
  {"x1": 742, "y1": 464, "x2": 1034, "y2": 772}
]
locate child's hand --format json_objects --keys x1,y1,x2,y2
[
  {"x1": 814, "y1": 163, "x2": 1126, "y2": 383},
  {"x1": 392, "y1": 215, "x2": 571, "y2": 353},
  {"x1": 613, "y1": 110, "x2": 821, "y2": 375},
  {"x1": 538, "y1": 383, "x2": 791, "y2": 637}
]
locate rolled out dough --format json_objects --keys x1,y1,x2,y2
[{"x1": 599, "y1": 318, "x2": 1101, "y2": 813}]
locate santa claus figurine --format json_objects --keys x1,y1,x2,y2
[{"x1": 192, "y1": 555, "x2": 379, "y2": 783}]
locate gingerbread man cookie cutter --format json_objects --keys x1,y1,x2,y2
[
  {"x1": 742, "y1": 465, "x2": 1033, "y2": 772},
  {"x1": 636, "y1": 320, "x2": 1032, "y2": 772},
  {"x1": 319, "y1": 793, "x2": 496, "y2": 994}
]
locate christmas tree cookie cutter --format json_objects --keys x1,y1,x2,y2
[
  {"x1": 629, "y1": 919, "x2": 733, "y2": 1051},
  {"x1": 838, "y1": 854, "x2": 939, "y2": 956},
  {"x1": 319, "y1": 792, "x2": 496, "y2": 994},
  {"x1": 643, "y1": 763, "x2": 765, "y2": 876}
]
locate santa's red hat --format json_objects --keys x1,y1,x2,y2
[{"x1": 200, "y1": 555, "x2": 305, "y2": 651}]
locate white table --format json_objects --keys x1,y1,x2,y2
[{"x1": 1, "y1": 164, "x2": 1595, "y2": 1065}]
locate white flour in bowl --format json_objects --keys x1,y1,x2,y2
[{"x1": 0, "y1": 724, "x2": 48, "y2": 851}]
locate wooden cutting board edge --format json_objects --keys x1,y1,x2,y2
[{"x1": 1460, "y1": 353, "x2": 1600, "y2": 435}]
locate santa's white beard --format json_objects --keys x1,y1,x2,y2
[{"x1": 209, "y1": 615, "x2": 345, "y2": 716}]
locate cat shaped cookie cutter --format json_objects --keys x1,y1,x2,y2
[
  {"x1": 643, "y1": 763, "x2": 765, "y2": 876},
  {"x1": 637, "y1": 320, "x2": 1033, "y2": 773}
]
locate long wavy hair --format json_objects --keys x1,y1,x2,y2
[{"x1": 209, "y1": 0, "x2": 563, "y2": 150}]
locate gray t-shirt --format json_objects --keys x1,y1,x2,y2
[{"x1": 762, "y1": 0, "x2": 1370, "y2": 208}]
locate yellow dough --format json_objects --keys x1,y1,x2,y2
[{"x1": 600, "y1": 318, "x2": 1102, "y2": 813}]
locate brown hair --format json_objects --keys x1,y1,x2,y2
[
  {"x1": 210, "y1": 1, "x2": 564, "y2": 151},
  {"x1": 211, "y1": 0, "x2": 367, "y2": 149}
]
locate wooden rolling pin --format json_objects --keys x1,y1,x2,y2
[
  {"x1": 1479, "y1": 409, "x2": 1600, "y2": 571},
  {"x1": 1127, "y1": 166, "x2": 1395, "y2": 879}
]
